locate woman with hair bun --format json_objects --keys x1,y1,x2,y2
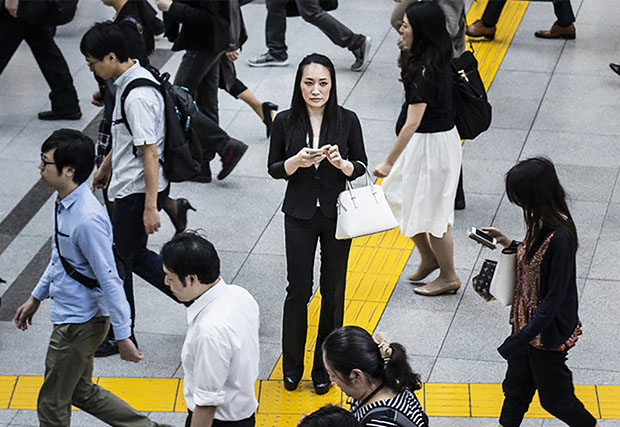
[{"x1": 322, "y1": 326, "x2": 428, "y2": 427}]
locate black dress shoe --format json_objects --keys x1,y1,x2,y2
[
  {"x1": 191, "y1": 163, "x2": 212, "y2": 183},
  {"x1": 454, "y1": 198, "x2": 466, "y2": 210},
  {"x1": 261, "y1": 102, "x2": 279, "y2": 138},
  {"x1": 283, "y1": 376, "x2": 300, "y2": 391},
  {"x1": 167, "y1": 198, "x2": 196, "y2": 234},
  {"x1": 313, "y1": 381, "x2": 331, "y2": 395},
  {"x1": 218, "y1": 139, "x2": 248, "y2": 180},
  {"x1": 610, "y1": 63, "x2": 620, "y2": 77},
  {"x1": 38, "y1": 110, "x2": 82, "y2": 121}
]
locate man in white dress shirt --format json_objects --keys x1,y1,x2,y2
[{"x1": 161, "y1": 231, "x2": 260, "y2": 427}]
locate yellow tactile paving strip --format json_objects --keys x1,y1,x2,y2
[{"x1": 3, "y1": 0, "x2": 619, "y2": 425}]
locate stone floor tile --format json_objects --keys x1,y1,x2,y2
[
  {"x1": 553, "y1": 165, "x2": 617, "y2": 203},
  {"x1": 0, "y1": 410, "x2": 16, "y2": 424},
  {"x1": 577, "y1": 0, "x2": 620, "y2": 25},
  {"x1": 588, "y1": 241, "x2": 620, "y2": 280},
  {"x1": 6, "y1": 410, "x2": 38, "y2": 427},
  {"x1": 253, "y1": 212, "x2": 286, "y2": 256},
  {"x1": 463, "y1": 128, "x2": 528, "y2": 163},
  {"x1": 488, "y1": 70, "x2": 551, "y2": 102},
  {"x1": 601, "y1": 203, "x2": 620, "y2": 241},
  {"x1": 148, "y1": 411, "x2": 188, "y2": 426},
  {"x1": 428, "y1": 357, "x2": 507, "y2": 384},
  {"x1": 555, "y1": 23, "x2": 620, "y2": 77},
  {"x1": 0, "y1": 322, "x2": 51, "y2": 376},
  {"x1": 462, "y1": 159, "x2": 516, "y2": 195}
]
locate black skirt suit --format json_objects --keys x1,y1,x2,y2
[{"x1": 268, "y1": 106, "x2": 368, "y2": 383}]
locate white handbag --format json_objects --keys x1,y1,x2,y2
[
  {"x1": 489, "y1": 246, "x2": 518, "y2": 306},
  {"x1": 335, "y1": 163, "x2": 398, "y2": 240}
]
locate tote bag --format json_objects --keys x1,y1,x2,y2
[
  {"x1": 335, "y1": 164, "x2": 398, "y2": 240},
  {"x1": 490, "y1": 245, "x2": 518, "y2": 306}
]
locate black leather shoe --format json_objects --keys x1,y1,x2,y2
[
  {"x1": 610, "y1": 63, "x2": 620, "y2": 77},
  {"x1": 283, "y1": 376, "x2": 300, "y2": 391},
  {"x1": 38, "y1": 110, "x2": 82, "y2": 121},
  {"x1": 454, "y1": 198, "x2": 466, "y2": 210},
  {"x1": 95, "y1": 339, "x2": 119, "y2": 357},
  {"x1": 261, "y1": 102, "x2": 279, "y2": 138},
  {"x1": 313, "y1": 381, "x2": 331, "y2": 395},
  {"x1": 191, "y1": 163, "x2": 212, "y2": 183},
  {"x1": 166, "y1": 198, "x2": 196, "y2": 234},
  {"x1": 218, "y1": 139, "x2": 248, "y2": 180}
]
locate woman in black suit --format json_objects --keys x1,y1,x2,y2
[{"x1": 268, "y1": 53, "x2": 368, "y2": 395}]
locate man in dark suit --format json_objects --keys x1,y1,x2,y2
[{"x1": 0, "y1": 0, "x2": 81, "y2": 120}]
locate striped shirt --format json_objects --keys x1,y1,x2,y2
[{"x1": 351, "y1": 388, "x2": 428, "y2": 427}]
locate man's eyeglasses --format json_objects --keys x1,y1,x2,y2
[{"x1": 40, "y1": 153, "x2": 56, "y2": 167}]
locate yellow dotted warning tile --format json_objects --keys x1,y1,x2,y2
[
  {"x1": 424, "y1": 383, "x2": 470, "y2": 417},
  {"x1": 96, "y1": 377, "x2": 178, "y2": 412},
  {"x1": 0, "y1": 376, "x2": 17, "y2": 409},
  {"x1": 256, "y1": 413, "x2": 303, "y2": 427},
  {"x1": 598, "y1": 385, "x2": 620, "y2": 419},
  {"x1": 257, "y1": 380, "x2": 341, "y2": 415},
  {"x1": 9, "y1": 376, "x2": 43, "y2": 410}
]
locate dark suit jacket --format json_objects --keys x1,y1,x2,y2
[
  {"x1": 268, "y1": 107, "x2": 368, "y2": 220},
  {"x1": 164, "y1": 0, "x2": 231, "y2": 53}
]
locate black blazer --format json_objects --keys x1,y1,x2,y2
[{"x1": 268, "y1": 107, "x2": 368, "y2": 220}]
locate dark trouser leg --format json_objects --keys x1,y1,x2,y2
[
  {"x1": 187, "y1": 412, "x2": 256, "y2": 427},
  {"x1": 312, "y1": 212, "x2": 351, "y2": 382},
  {"x1": 455, "y1": 167, "x2": 465, "y2": 204},
  {"x1": 554, "y1": 0, "x2": 575, "y2": 27},
  {"x1": 0, "y1": 13, "x2": 27, "y2": 74},
  {"x1": 282, "y1": 213, "x2": 320, "y2": 380},
  {"x1": 481, "y1": 0, "x2": 507, "y2": 27},
  {"x1": 25, "y1": 24, "x2": 79, "y2": 113},
  {"x1": 529, "y1": 347, "x2": 597, "y2": 427},
  {"x1": 265, "y1": 0, "x2": 288, "y2": 59},
  {"x1": 296, "y1": 0, "x2": 363, "y2": 50},
  {"x1": 219, "y1": 58, "x2": 248, "y2": 99},
  {"x1": 112, "y1": 187, "x2": 178, "y2": 330},
  {"x1": 195, "y1": 57, "x2": 221, "y2": 124},
  {"x1": 499, "y1": 349, "x2": 537, "y2": 427}
]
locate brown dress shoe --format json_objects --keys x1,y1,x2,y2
[
  {"x1": 466, "y1": 19, "x2": 496, "y2": 40},
  {"x1": 534, "y1": 23, "x2": 576, "y2": 39}
]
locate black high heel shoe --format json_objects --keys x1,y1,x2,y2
[
  {"x1": 261, "y1": 102, "x2": 279, "y2": 138},
  {"x1": 168, "y1": 198, "x2": 196, "y2": 234}
]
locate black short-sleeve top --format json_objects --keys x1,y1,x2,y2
[{"x1": 396, "y1": 64, "x2": 454, "y2": 135}]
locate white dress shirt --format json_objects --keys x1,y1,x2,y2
[
  {"x1": 108, "y1": 60, "x2": 168, "y2": 200},
  {"x1": 182, "y1": 278, "x2": 260, "y2": 421}
]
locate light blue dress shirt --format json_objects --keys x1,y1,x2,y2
[{"x1": 32, "y1": 183, "x2": 131, "y2": 340}]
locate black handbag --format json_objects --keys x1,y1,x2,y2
[
  {"x1": 286, "y1": 0, "x2": 338, "y2": 17},
  {"x1": 451, "y1": 50, "x2": 492, "y2": 140},
  {"x1": 472, "y1": 259, "x2": 497, "y2": 302}
]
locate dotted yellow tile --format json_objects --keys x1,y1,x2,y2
[
  {"x1": 0, "y1": 376, "x2": 17, "y2": 409},
  {"x1": 424, "y1": 383, "x2": 470, "y2": 417},
  {"x1": 598, "y1": 385, "x2": 620, "y2": 419},
  {"x1": 256, "y1": 413, "x2": 304, "y2": 427},
  {"x1": 97, "y1": 377, "x2": 177, "y2": 412},
  {"x1": 9, "y1": 376, "x2": 43, "y2": 410},
  {"x1": 257, "y1": 380, "x2": 341, "y2": 415},
  {"x1": 470, "y1": 383, "x2": 503, "y2": 418}
]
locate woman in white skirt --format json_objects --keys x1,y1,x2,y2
[{"x1": 374, "y1": 1, "x2": 462, "y2": 296}]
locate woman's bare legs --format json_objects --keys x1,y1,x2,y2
[
  {"x1": 414, "y1": 228, "x2": 460, "y2": 295},
  {"x1": 409, "y1": 233, "x2": 439, "y2": 281},
  {"x1": 237, "y1": 88, "x2": 265, "y2": 120}
]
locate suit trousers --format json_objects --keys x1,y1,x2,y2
[
  {"x1": 265, "y1": 0, "x2": 364, "y2": 59},
  {"x1": 482, "y1": 0, "x2": 575, "y2": 28},
  {"x1": 111, "y1": 186, "x2": 179, "y2": 331},
  {"x1": 282, "y1": 211, "x2": 351, "y2": 382},
  {"x1": 37, "y1": 316, "x2": 161, "y2": 427},
  {"x1": 0, "y1": 12, "x2": 79, "y2": 113},
  {"x1": 499, "y1": 346, "x2": 597, "y2": 427}
]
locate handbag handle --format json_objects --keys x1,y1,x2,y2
[{"x1": 339, "y1": 161, "x2": 378, "y2": 211}]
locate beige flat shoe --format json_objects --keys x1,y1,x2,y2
[
  {"x1": 414, "y1": 277, "x2": 461, "y2": 296},
  {"x1": 408, "y1": 262, "x2": 439, "y2": 282}
]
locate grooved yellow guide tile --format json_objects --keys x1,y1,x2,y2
[
  {"x1": 0, "y1": 376, "x2": 17, "y2": 409},
  {"x1": 470, "y1": 383, "x2": 503, "y2": 417},
  {"x1": 598, "y1": 385, "x2": 620, "y2": 419},
  {"x1": 424, "y1": 383, "x2": 470, "y2": 417},
  {"x1": 9, "y1": 376, "x2": 43, "y2": 410},
  {"x1": 96, "y1": 377, "x2": 178, "y2": 412}
]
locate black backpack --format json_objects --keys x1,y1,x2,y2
[
  {"x1": 451, "y1": 50, "x2": 492, "y2": 140},
  {"x1": 116, "y1": 66, "x2": 203, "y2": 182}
]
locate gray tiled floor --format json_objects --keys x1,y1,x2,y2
[{"x1": 0, "y1": 0, "x2": 619, "y2": 425}]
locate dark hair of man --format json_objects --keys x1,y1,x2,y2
[
  {"x1": 160, "y1": 231, "x2": 220, "y2": 286},
  {"x1": 322, "y1": 326, "x2": 422, "y2": 394},
  {"x1": 80, "y1": 21, "x2": 130, "y2": 62},
  {"x1": 505, "y1": 157, "x2": 578, "y2": 260},
  {"x1": 298, "y1": 405, "x2": 360, "y2": 427},
  {"x1": 41, "y1": 129, "x2": 95, "y2": 185},
  {"x1": 401, "y1": 1, "x2": 452, "y2": 86},
  {"x1": 288, "y1": 53, "x2": 340, "y2": 148}
]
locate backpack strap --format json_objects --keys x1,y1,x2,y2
[
  {"x1": 119, "y1": 16, "x2": 143, "y2": 35},
  {"x1": 114, "y1": 78, "x2": 160, "y2": 136},
  {"x1": 360, "y1": 406, "x2": 418, "y2": 427}
]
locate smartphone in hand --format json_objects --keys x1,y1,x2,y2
[{"x1": 468, "y1": 227, "x2": 497, "y2": 249}]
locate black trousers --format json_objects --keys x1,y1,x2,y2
[
  {"x1": 111, "y1": 186, "x2": 179, "y2": 330},
  {"x1": 283, "y1": 211, "x2": 351, "y2": 383},
  {"x1": 185, "y1": 411, "x2": 255, "y2": 427},
  {"x1": 265, "y1": 0, "x2": 363, "y2": 59},
  {"x1": 0, "y1": 12, "x2": 79, "y2": 113},
  {"x1": 482, "y1": 0, "x2": 575, "y2": 28},
  {"x1": 500, "y1": 346, "x2": 597, "y2": 427}
]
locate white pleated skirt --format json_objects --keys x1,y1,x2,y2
[{"x1": 382, "y1": 126, "x2": 462, "y2": 238}]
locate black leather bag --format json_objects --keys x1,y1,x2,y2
[
  {"x1": 286, "y1": 0, "x2": 338, "y2": 17},
  {"x1": 451, "y1": 50, "x2": 492, "y2": 140},
  {"x1": 17, "y1": 0, "x2": 78, "y2": 26}
]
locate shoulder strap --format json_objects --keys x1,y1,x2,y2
[
  {"x1": 360, "y1": 406, "x2": 418, "y2": 427},
  {"x1": 119, "y1": 16, "x2": 143, "y2": 35},
  {"x1": 114, "y1": 77, "x2": 160, "y2": 135}
]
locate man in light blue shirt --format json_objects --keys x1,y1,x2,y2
[{"x1": 14, "y1": 129, "x2": 166, "y2": 427}]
